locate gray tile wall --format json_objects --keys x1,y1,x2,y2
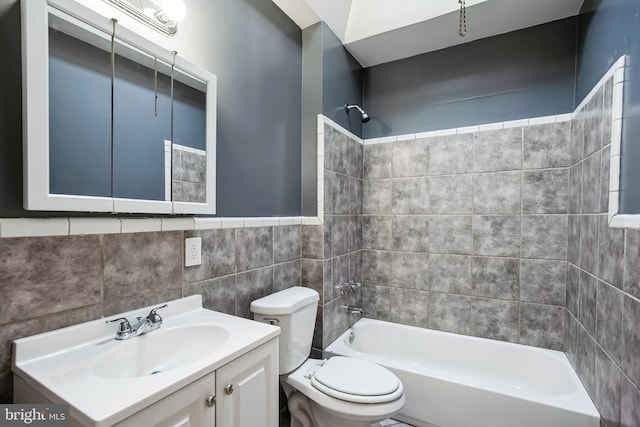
[
  {"x1": 302, "y1": 123, "x2": 363, "y2": 354},
  {"x1": 566, "y1": 75, "x2": 640, "y2": 427},
  {"x1": 362, "y1": 122, "x2": 570, "y2": 350},
  {"x1": 0, "y1": 224, "x2": 301, "y2": 402}
]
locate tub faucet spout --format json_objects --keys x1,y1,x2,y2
[{"x1": 342, "y1": 305, "x2": 364, "y2": 315}]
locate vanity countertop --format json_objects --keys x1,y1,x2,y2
[{"x1": 12, "y1": 295, "x2": 280, "y2": 427}]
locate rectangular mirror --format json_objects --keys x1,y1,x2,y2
[{"x1": 22, "y1": 0, "x2": 216, "y2": 214}]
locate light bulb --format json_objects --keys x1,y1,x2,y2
[{"x1": 161, "y1": 0, "x2": 187, "y2": 21}]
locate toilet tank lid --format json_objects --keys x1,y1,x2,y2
[{"x1": 250, "y1": 287, "x2": 319, "y2": 315}]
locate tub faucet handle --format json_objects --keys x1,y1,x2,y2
[
  {"x1": 335, "y1": 282, "x2": 351, "y2": 295},
  {"x1": 336, "y1": 280, "x2": 362, "y2": 295}
]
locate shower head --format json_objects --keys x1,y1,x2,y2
[{"x1": 344, "y1": 104, "x2": 370, "y2": 123}]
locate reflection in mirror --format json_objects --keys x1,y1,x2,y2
[
  {"x1": 49, "y1": 27, "x2": 112, "y2": 198},
  {"x1": 170, "y1": 76, "x2": 207, "y2": 203},
  {"x1": 113, "y1": 42, "x2": 172, "y2": 202},
  {"x1": 49, "y1": 29, "x2": 208, "y2": 204}
]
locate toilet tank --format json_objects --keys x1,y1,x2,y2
[{"x1": 251, "y1": 287, "x2": 319, "y2": 374}]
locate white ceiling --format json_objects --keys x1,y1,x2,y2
[{"x1": 272, "y1": 0, "x2": 585, "y2": 67}]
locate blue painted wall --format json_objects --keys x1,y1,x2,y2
[
  {"x1": 577, "y1": 0, "x2": 640, "y2": 213},
  {"x1": 210, "y1": 0, "x2": 301, "y2": 217},
  {"x1": 321, "y1": 23, "x2": 363, "y2": 137},
  {"x1": 301, "y1": 23, "x2": 362, "y2": 216},
  {"x1": 362, "y1": 18, "x2": 578, "y2": 139},
  {"x1": 301, "y1": 23, "x2": 323, "y2": 216}
]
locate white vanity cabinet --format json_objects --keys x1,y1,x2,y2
[
  {"x1": 116, "y1": 339, "x2": 278, "y2": 427},
  {"x1": 16, "y1": 340, "x2": 279, "y2": 427},
  {"x1": 216, "y1": 339, "x2": 279, "y2": 427},
  {"x1": 12, "y1": 297, "x2": 281, "y2": 427},
  {"x1": 115, "y1": 372, "x2": 216, "y2": 427}
]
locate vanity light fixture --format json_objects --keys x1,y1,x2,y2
[{"x1": 104, "y1": 0, "x2": 187, "y2": 36}]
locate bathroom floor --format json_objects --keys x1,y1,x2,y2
[{"x1": 371, "y1": 419, "x2": 415, "y2": 427}]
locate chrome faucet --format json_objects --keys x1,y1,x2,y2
[
  {"x1": 134, "y1": 317, "x2": 154, "y2": 336},
  {"x1": 342, "y1": 305, "x2": 364, "y2": 315},
  {"x1": 106, "y1": 304, "x2": 167, "y2": 340}
]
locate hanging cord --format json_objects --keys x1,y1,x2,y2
[
  {"x1": 154, "y1": 57, "x2": 158, "y2": 117},
  {"x1": 170, "y1": 51, "x2": 177, "y2": 199},
  {"x1": 170, "y1": 51, "x2": 177, "y2": 144},
  {"x1": 110, "y1": 18, "x2": 117, "y2": 196},
  {"x1": 459, "y1": 0, "x2": 467, "y2": 37}
]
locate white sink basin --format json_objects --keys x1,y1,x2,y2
[
  {"x1": 12, "y1": 295, "x2": 281, "y2": 427},
  {"x1": 94, "y1": 325, "x2": 231, "y2": 379}
]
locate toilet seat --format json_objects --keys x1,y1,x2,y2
[
  {"x1": 310, "y1": 357, "x2": 403, "y2": 404},
  {"x1": 283, "y1": 358, "x2": 406, "y2": 426}
]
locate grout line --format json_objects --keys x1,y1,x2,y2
[
  {"x1": 99, "y1": 234, "x2": 105, "y2": 318},
  {"x1": 519, "y1": 127, "x2": 524, "y2": 344}
]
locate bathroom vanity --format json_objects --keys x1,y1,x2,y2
[{"x1": 12, "y1": 296, "x2": 280, "y2": 427}]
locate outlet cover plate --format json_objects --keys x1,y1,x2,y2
[{"x1": 185, "y1": 237, "x2": 202, "y2": 267}]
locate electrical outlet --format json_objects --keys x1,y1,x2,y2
[{"x1": 185, "y1": 237, "x2": 202, "y2": 267}]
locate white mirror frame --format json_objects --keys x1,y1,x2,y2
[{"x1": 21, "y1": 0, "x2": 216, "y2": 215}]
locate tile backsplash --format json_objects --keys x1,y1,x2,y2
[{"x1": 0, "y1": 224, "x2": 301, "y2": 402}]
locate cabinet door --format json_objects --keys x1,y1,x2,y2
[
  {"x1": 216, "y1": 339, "x2": 278, "y2": 427},
  {"x1": 116, "y1": 372, "x2": 216, "y2": 427}
]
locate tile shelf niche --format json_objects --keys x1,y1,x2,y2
[{"x1": 21, "y1": 0, "x2": 217, "y2": 215}]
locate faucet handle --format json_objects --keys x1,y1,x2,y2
[
  {"x1": 106, "y1": 317, "x2": 132, "y2": 333},
  {"x1": 147, "y1": 304, "x2": 167, "y2": 323}
]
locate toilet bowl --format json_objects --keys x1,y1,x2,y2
[
  {"x1": 251, "y1": 287, "x2": 405, "y2": 427},
  {"x1": 283, "y1": 358, "x2": 405, "y2": 427}
]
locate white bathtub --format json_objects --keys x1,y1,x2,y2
[{"x1": 325, "y1": 318, "x2": 599, "y2": 427}]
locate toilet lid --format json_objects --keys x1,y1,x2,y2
[{"x1": 310, "y1": 357, "x2": 403, "y2": 404}]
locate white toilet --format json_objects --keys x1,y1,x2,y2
[{"x1": 251, "y1": 286, "x2": 406, "y2": 427}]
